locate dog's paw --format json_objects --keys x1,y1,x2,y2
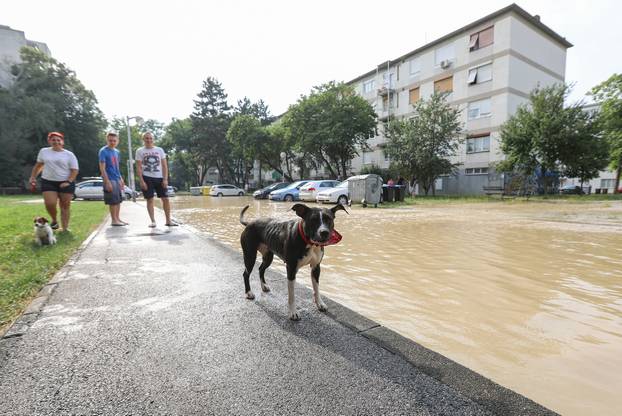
[
  {"x1": 316, "y1": 301, "x2": 328, "y2": 312},
  {"x1": 261, "y1": 284, "x2": 271, "y2": 293},
  {"x1": 289, "y1": 311, "x2": 300, "y2": 321},
  {"x1": 245, "y1": 291, "x2": 255, "y2": 300}
]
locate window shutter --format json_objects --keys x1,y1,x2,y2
[
  {"x1": 434, "y1": 77, "x2": 453, "y2": 93},
  {"x1": 409, "y1": 88, "x2": 420, "y2": 104},
  {"x1": 478, "y1": 27, "x2": 494, "y2": 48}
]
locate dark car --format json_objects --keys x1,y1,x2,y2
[
  {"x1": 253, "y1": 182, "x2": 290, "y2": 199},
  {"x1": 560, "y1": 184, "x2": 585, "y2": 195}
]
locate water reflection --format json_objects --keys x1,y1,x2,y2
[{"x1": 170, "y1": 195, "x2": 622, "y2": 416}]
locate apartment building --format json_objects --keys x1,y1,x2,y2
[
  {"x1": 0, "y1": 24, "x2": 51, "y2": 89},
  {"x1": 347, "y1": 4, "x2": 572, "y2": 195}
]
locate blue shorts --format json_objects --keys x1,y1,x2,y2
[{"x1": 104, "y1": 180, "x2": 123, "y2": 205}]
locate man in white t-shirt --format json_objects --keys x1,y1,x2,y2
[{"x1": 135, "y1": 131, "x2": 177, "y2": 227}]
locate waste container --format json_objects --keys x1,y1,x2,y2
[
  {"x1": 348, "y1": 174, "x2": 382, "y2": 206},
  {"x1": 382, "y1": 185, "x2": 395, "y2": 202},
  {"x1": 394, "y1": 185, "x2": 405, "y2": 201}
]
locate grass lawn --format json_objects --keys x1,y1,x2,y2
[
  {"x1": 0, "y1": 196, "x2": 106, "y2": 332},
  {"x1": 379, "y1": 193, "x2": 622, "y2": 207}
]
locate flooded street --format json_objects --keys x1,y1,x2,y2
[{"x1": 170, "y1": 195, "x2": 622, "y2": 416}]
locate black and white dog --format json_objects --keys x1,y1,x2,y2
[
  {"x1": 33, "y1": 216, "x2": 56, "y2": 246},
  {"x1": 239, "y1": 203, "x2": 346, "y2": 320}
]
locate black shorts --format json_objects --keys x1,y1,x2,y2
[
  {"x1": 142, "y1": 176, "x2": 168, "y2": 199},
  {"x1": 41, "y1": 178, "x2": 75, "y2": 194}
]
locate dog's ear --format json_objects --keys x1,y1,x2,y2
[
  {"x1": 331, "y1": 204, "x2": 348, "y2": 216},
  {"x1": 33, "y1": 216, "x2": 38, "y2": 223},
  {"x1": 292, "y1": 203, "x2": 310, "y2": 218}
]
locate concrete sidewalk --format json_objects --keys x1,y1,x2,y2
[{"x1": 1, "y1": 201, "x2": 556, "y2": 415}]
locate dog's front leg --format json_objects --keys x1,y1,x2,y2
[
  {"x1": 286, "y1": 265, "x2": 299, "y2": 321},
  {"x1": 311, "y1": 265, "x2": 327, "y2": 312}
]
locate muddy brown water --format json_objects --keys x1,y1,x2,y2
[{"x1": 169, "y1": 195, "x2": 622, "y2": 416}]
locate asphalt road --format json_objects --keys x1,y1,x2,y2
[{"x1": 0, "y1": 201, "x2": 556, "y2": 415}]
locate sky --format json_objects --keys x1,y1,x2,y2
[{"x1": 3, "y1": 0, "x2": 621, "y2": 124}]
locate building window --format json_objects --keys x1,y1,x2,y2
[
  {"x1": 434, "y1": 76, "x2": 453, "y2": 94},
  {"x1": 601, "y1": 179, "x2": 615, "y2": 188},
  {"x1": 362, "y1": 79, "x2": 375, "y2": 94},
  {"x1": 466, "y1": 135, "x2": 490, "y2": 153},
  {"x1": 467, "y1": 63, "x2": 492, "y2": 85},
  {"x1": 409, "y1": 87, "x2": 420, "y2": 104},
  {"x1": 469, "y1": 26, "x2": 494, "y2": 51},
  {"x1": 465, "y1": 167, "x2": 489, "y2": 175},
  {"x1": 382, "y1": 72, "x2": 395, "y2": 88},
  {"x1": 435, "y1": 43, "x2": 455, "y2": 66},
  {"x1": 467, "y1": 98, "x2": 492, "y2": 120},
  {"x1": 409, "y1": 58, "x2": 421, "y2": 76}
]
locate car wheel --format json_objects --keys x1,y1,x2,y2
[
  {"x1": 284, "y1": 194, "x2": 293, "y2": 202},
  {"x1": 238, "y1": 191, "x2": 244, "y2": 196},
  {"x1": 217, "y1": 192, "x2": 223, "y2": 197},
  {"x1": 338, "y1": 195, "x2": 348, "y2": 205}
]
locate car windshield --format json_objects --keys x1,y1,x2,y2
[
  {"x1": 336, "y1": 180, "x2": 349, "y2": 188},
  {"x1": 285, "y1": 181, "x2": 304, "y2": 190}
]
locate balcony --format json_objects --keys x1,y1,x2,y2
[{"x1": 377, "y1": 86, "x2": 395, "y2": 97}]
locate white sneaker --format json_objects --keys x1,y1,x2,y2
[{"x1": 149, "y1": 222, "x2": 156, "y2": 228}]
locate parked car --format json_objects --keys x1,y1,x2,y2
[
  {"x1": 560, "y1": 184, "x2": 585, "y2": 195},
  {"x1": 73, "y1": 179, "x2": 138, "y2": 201},
  {"x1": 209, "y1": 184, "x2": 245, "y2": 197},
  {"x1": 316, "y1": 179, "x2": 351, "y2": 205},
  {"x1": 298, "y1": 180, "x2": 340, "y2": 202},
  {"x1": 268, "y1": 180, "x2": 310, "y2": 202},
  {"x1": 253, "y1": 182, "x2": 290, "y2": 199},
  {"x1": 167, "y1": 186, "x2": 176, "y2": 197}
]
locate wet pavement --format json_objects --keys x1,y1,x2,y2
[{"x1": 0, "y1": 201, "x2": 554, "y2": 415}]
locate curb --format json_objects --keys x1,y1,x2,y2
[{"x1": 1, "y1": 216, "x2": 109, "y2": 340}]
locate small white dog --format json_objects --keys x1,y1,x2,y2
[{"x1": 34, "y1": 216, "x2": 56, "y2": 246}]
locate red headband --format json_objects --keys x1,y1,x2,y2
[{"x1": 47, "y1": 132, "x2": 64, "y2": 140}]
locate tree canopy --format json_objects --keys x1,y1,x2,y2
[
  {"x1": 0, "y1": 47, "x2": 106, "y2": 186},
  {"x1": 498, "y1": 83, "x2": 608, "y2": 193},
  {"x1": 282, "y1": 82, "x2": 377, "y2": 179},
  {"x1": 591, "y1": 73, "x2": 622, "y2": 192},
  {"x1": 384, "y1": 92, "x2": 462, "y2": 195}
]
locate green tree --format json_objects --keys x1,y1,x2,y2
[
  {"x1": 282, "y1": 82, "x2": 377, "y2": 179},
  {"x1": 0, "y1": 47, "x2": 106, "y2": 186},
  {"x1": 160, "y1": 118, "x2": 200, "y2": 187},
  {"x1": 499, "y1": 84, "x2": 607, "y2": 194},
  {"x1": 190, "y1": 77, "x2": 232, "y2": 184},
  {"x1": 591, "y1": 74, "x2": 622, "y2": 193},
  {"x1": 385, "y1": 92, "x2": 462, "y2": 195}
]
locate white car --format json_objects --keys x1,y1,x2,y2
[
  {"x1": 209, "y1": 184, "x2": 245, "y2": 197},
  {"x1": 316, "y1": 179, "x2": 350, "y2": 205},
  {"x1": 167, "y1": 186, "x2": 176, "y2": 197},
  {"x1": 298, "y1": 180, "x2": 340, "y2": 202},
  {"x1": 73, "y1": 179, "x2": 137, "y2": 201}
]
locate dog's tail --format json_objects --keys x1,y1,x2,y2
[{"x1": 240, "y1": 205, "x2": 250, "y2": 226}]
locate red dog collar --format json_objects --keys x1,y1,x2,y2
[{"x1": 297, "y1": 221, "x2": 342, "y2": 247}]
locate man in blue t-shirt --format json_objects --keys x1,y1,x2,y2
[{"x1": 98, "y1": 131, "x2": 127, "y2": 226}]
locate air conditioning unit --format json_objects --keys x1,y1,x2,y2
[{"x1": 440, "y1": 59, "x2": 452, "y2": 69}]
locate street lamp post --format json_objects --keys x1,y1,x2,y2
[{"x1": 126, "y1": 115, "x2": 143, "y2": 202}]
